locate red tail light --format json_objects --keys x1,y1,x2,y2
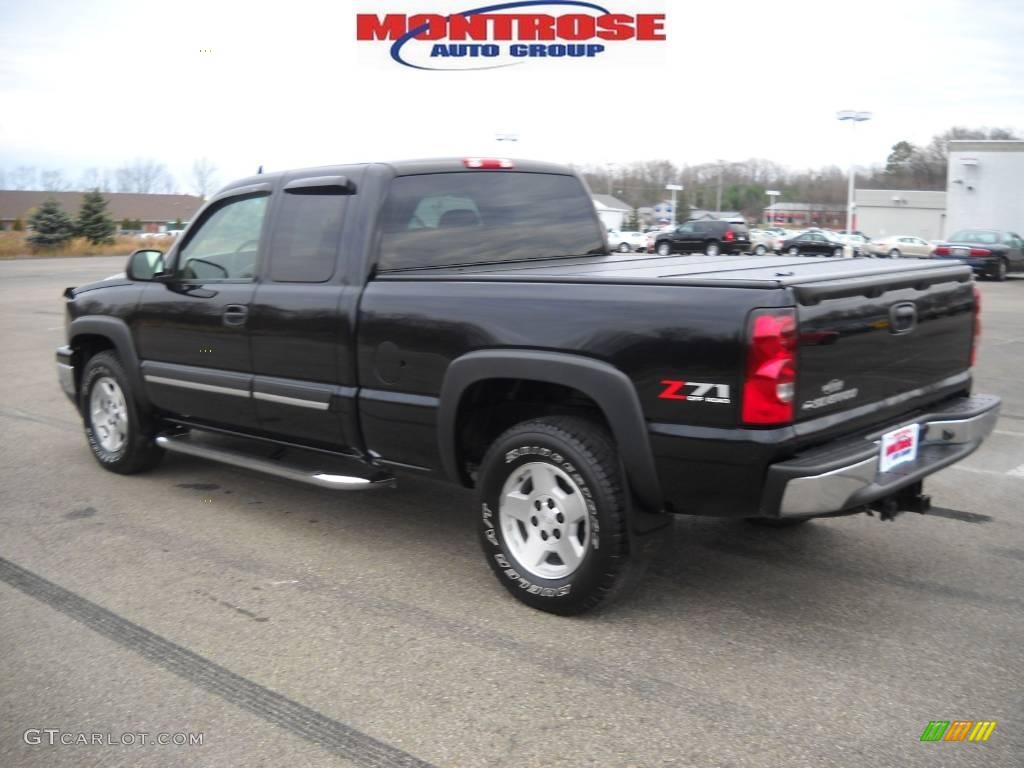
[
  {"x1": 969, "y1": 248, "x2": 991, "y2": 257},
  {"x1": 742, "y1": 308, "x2": 797, "y2": 425},
  {"x1": 724, "y1": 230, "x2": 735, "y2": 242},
  {"x1": 971, "y1": 285, "x2": 981, "y2": 366},
  {"x1": 463, "y1": 158, "x2": 514, "y2": 169},
  {"x1": 935, "y1": 246, "x2": 950, "y2": 256}
]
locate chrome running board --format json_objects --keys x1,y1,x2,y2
[{"x1": 155, "y1": 433, "x2": 396, "y2": 491}]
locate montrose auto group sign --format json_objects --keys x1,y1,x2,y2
[{"x1": 356, "y1": 1, "x2": 665, "y2": 70}]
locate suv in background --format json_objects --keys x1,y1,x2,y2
[{"x1": 652, "y1": 220, "x2": 750, "y2": 256}]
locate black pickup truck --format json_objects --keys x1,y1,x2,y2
[{"x1": 56, "y1": 158, "x2": 1000, "y2": 614}]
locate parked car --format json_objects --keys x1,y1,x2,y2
[
  {"x1": 833, "y1": 233, "x2": 870, "y2": 255},
  {"x1": 652, "y1": 219, "x2": 750, "y2": 256},
  {"x1": 606, "y1": 229, "x2": 647, "y2": 253},
  {"x1": 779, "y1": 230, "x2": 846, "y2": 257},
  {"x1": 931, "y1": 229, "x2": 1024, "y2": 281},
  {"x1": 748, "y1": 229, "x2": 776, "y2": 255},
  {"x1": 864, "y1": 235, "x2": 935, "y2": 259},
  {"x1": 54, "y1": 157, "x2": 999, "y2": 615}
]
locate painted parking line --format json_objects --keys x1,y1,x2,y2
[{"x1": 949, "y1": 465, "x2": 1023, "y2": 479}]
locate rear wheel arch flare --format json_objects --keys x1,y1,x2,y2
[{"x1": 437, "y1": 350, "x2": 662, "y2": 510}]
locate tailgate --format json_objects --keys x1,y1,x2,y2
[{"x1": 792, "y1": 267, "x2": 974, "y2": 421}]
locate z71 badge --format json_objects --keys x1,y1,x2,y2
[{"x1": 659, "y1": 380, "x2": 731, "y2": 404}]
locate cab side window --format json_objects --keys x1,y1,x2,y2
[
  {"x1": 267, "y1": 191, "x2": 348, "y2": 283},
  {"x1": 176, "y1": 194, "x2": 269, "y2": 281}
]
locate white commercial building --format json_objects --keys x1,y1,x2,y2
[
  {"x1": 592, "y1": 194, "x2": 631, "y2": 231},
  {"x1": 854, "y1": 189, "x2": 947, "y2": 241},
  {"x1": 945, "y1": 140, "x2": 1024, "y2": 235}
]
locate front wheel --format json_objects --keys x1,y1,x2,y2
[
  {"x1": 618, "y1": 242, "x2": 630, "y2": 253},
  {"x1": 80, "y1": 351, "x2": 164, "y2": 474},
  {"x1": 787, "y1": 246, "x2": 799, "y2": 256},
  {"x1": 754, "y1": 244, "x2": 768, "y2": 255},
  {"x1": 832, "y1": 247, "x2": 843, "y2": 257},
  {"x1": 992, "y1": 258, "x2": 1008, "y2": 281},
  {"x1": 889, "y1": 248, "x2": 901, "y2": 259},
  {"x1": 477, "y1": 417, "x2": 633, "y2": 615},
  {"x1": 656, "y1": 241, "x2": 672, "y2": 256}
]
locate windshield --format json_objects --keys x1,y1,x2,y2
[
  {"x1": 378, "y1": 171, "x2": 606, "y2": 271},
  {"x1": 948, "y1": 229, "x2": 999, "y2": 244}
]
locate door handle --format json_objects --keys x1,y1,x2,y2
[{"x1": 223, "y1": 304, "x2": 248, "y2": 327}]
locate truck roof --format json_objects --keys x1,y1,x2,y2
[{"x1": 219, "y1": 157, "x2": 576, "y2": 193}]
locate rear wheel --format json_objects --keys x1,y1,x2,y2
[
  {"x1": 477, "y1": 417, "x2": 635, "y2": 615},
  {"x1": 80, "y1": 351, "x2": 163, "y2": 474},
  {"x1": 656, "y1": 241, "x2": 672, "y2": 256},
  {"x1": 754, "y1": 244, "x2": 768, "y2": 255},
  {"x1": 705, "y1": 240, "x2": 720, "y2": 257},
  {"x1": 993, "y1": 258, "x2": 1008, "y2": 281}
]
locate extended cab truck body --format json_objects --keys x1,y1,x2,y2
[{"x1": 55, "y1": 158, "x2": 1000, "y2": 614}]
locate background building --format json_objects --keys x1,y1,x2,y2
[
  {"x1": 764, "y1": 202, "x2": 845, "y2": 228},
  {"x1": 592, "y1": 194, "x2": 632, "y2": 230},
  {"x1": 945, "y1": 140, "x2": 1024, "y2": 235},
  {"x1": 0, "y1": 190, "x2": 202, "y2": 232},
  {"x1": 854, "y1": 190, "x2": 947, "y2": 240}
]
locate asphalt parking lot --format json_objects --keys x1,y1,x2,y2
[{"x1": 0, "y1": 255, "x2": 1021, "y2": 768}]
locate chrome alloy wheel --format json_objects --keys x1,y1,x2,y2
[
  {"x1": 499, "y1": 461, "x2": 591, "y2": 580},
  {"x1": 89, "y1": 376, "x2": 128, "y2": 453}
]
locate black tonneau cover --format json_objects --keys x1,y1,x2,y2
[{"x1": 378, "y1": 254, "x2": 972, "y2": 291}]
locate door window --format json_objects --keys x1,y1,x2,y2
[{"x1": 176, "y1": 194, "x2": 269, "y2": 281}]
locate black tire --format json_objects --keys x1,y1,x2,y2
[
  {"x1": 787, "y1": 246, "x2": 799, "y2": 256},
  {"x1": 746, "y1": 517, "x2": 811, "y2": 528},
  {"x1": 80, "y1": 350, "x2": 164, "y2": 474},
  {"x1": 832, "y1": 247, "x2": 843, "y2": 258},
  {"x1": 889, "y1": 248, "x2": 901, "y2": 259},
  {"x1": 656, "y1": 241, "x2": 672, "y2": 256},
  {"x1": 617, "y1": 242, "x2": 630, "y2": 253},
  {"x1": 993, "y1": 258, "x2": 1008, "y2": 281},
  {"x1": 754, "y1": 244, "x2": 768, "y2": 255},
  {"x1": 704, "y1": 240, "x2": 720, "y2": 256},
  {"x1": 477, "y1": 417, "x2": 634, "y2": 615}
]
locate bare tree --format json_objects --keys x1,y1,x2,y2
[
  {"x1": 40, "y1": 169, "x2": 71, "y2": 191},
  {"x1": 10, "y1": 166, "x2": 38, "y2": 190},
  {"x1": 116, "y1": 158, "x2": 175, "y2": 194},
  {"x1": 190, "y1": 157, "x2": 219, "y2": 199}
]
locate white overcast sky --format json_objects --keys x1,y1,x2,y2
[{"x1": 1, "y1": 0, "x2": 1022, "y2": 191}]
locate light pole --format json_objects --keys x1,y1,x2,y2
[
  {"x1": 765, "y1": 189, "x2": 780, "y2": 226},
  {"x1": 665, "y1": 183, "x2": 683, "y2": 226},
  {"x1": 836, "y1": 110, "x2": 871, "y2": 256}
]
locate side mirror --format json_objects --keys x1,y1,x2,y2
[{"x1": 126, "y1": 249, "x2": 167, "y2": 281}]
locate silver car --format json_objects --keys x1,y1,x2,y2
[{"x1": 865, "y1": 235, "x2": 935, "y2": 258}]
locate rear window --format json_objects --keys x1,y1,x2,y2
[{"x1": 377, "y1": 172, "x2": 605, "y2": 271}]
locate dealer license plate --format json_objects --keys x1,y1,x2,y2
[{"x1": 879, "y1": 424, "x2": 920, "y2": 472}]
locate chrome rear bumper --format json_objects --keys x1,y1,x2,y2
[{"x1": 766, "y1": 394, "x2": 1000, "y2": 517}]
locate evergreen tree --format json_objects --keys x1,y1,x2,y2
[
  {"x1": 76, "y1": 189, "x2": 116, "y2": 244},
  {"x1": 27, "y1": 198, "x2": 74, "y2": 250},
  {"x1": 120, "y1": 217, "x2": 132, "y2": 231},
  {"x1": 13, "y1": 217, "x2": 24, "y2": 231},
  {"x1": 173, "y1": 217, "x2": 184, "y2": 231}
]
